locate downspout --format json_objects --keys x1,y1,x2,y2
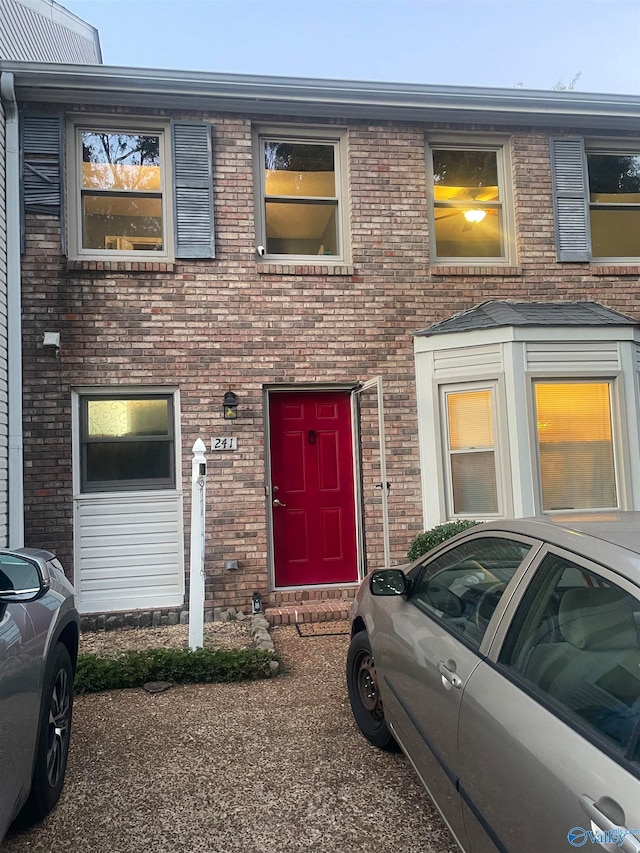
[{"x1": 1, "y1": 72, "x2": 24, "y2": 548}]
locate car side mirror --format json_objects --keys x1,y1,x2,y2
[
  {"x1": 370, "y1": 569, "x2": 411, "y2": 597},
  {"x1": 0, "y1": 553, "x2": 49, "y2": 603}
]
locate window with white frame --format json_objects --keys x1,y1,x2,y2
[
  {"x1": 428, "y1": 143, "x2": 512, "y2": 263},
  {"x1": 442, "y1": 385, "x2": 501, "y2": 516},
  {"x1": 79, "y1": 394, "x2": 176, "y2": 492},
  {"x1": 255, "y1": 130, "x2": 347, "y2": 260},
  {"x1": 550, "y1": 137, "x2": 640, "y2": 264},
  {"x1": 533, "y1": 381, "x2": 618, "y2": 511},
  {"x1": 75, "y1": 127, "x2": 168, "y2": 256},
  {"x1": 587, "y1": 150, "x2": 640, "y2": 260},
  {"x1": 65, "y1": 118, "x2": 215, "y2": 261}
]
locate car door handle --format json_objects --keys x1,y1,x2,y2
[
  {"x1": 438, "y1": 660, "x2": 463, "y2": 689},
  {"x1": 579, "y1": 795, "x2": 640, "y2": 853}
]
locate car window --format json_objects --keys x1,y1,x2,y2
[
  {"x1": 412, "y1": 537, "x2": 532, "y2": 650},
  {"x1": 499, "y1": 552, "x2": 640, "y2": 761}
]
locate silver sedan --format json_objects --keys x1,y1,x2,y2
[{"x1": 347, "y1": 513, "x2": 640, "y2": 853}]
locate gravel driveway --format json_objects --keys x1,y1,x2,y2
[{"x1": 5, "y1": 626, "x2": 457, "y2": 853}]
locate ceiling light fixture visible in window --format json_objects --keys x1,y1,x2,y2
[{"x1": 463, "y1": 210, "x2": 487, "y2": 224}]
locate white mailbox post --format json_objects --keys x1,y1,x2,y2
[{"x1": 188, "y1": 438, "x2": 207, "y2": 650}]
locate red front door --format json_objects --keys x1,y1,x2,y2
[{"x1": 269, "y1": 390, "x2": 358, "y2": 587}]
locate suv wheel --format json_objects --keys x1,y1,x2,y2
[{"x1": 22, "y1": 643, "x2": 74, "y2": 822}]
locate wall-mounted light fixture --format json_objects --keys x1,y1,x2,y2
[
  {"x1": 43, "y1": 331, "x2": 61, "y2": 349},
  {"x1": 43, "y1": 331, "x2": 61, "y2": 356},
  {"x1": 223, "y1": 390, "x2": 239, "y2": 420}
]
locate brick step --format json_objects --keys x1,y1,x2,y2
[{"x1": 265, "y1": 598, "x2": 354, "y2": 626}]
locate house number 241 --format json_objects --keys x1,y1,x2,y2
[{"x1": 211, "y1": 437, "x2": 238, "y2": 451}]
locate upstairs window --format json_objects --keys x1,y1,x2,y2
[
  {"x1": 66, "y1": 118, "x2": 214, "y2": 261},
  {"x1": 78, "y1": 129, "x2": 166, "y2": 255},
  {"x1": 429, "y1": 143, "x2": 512, "y2": 264},
  {"x1": 587, "y1": 151, "x2": 640, "y2": 260},
  {"x1": 550, "y1": 137, "x2": 640, "y2": 264},
  {"x1": 255, "y1": 130, "x2": 347, "y2": 260}
]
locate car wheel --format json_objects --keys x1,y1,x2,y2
[
  {"x1": 346, "y1": 631, "x2": 397, "y2": 751},
  {"x1": 22, "y1": 643, "x2": 74, "y2": 823}
]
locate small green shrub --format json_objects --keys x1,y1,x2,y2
[
  {"x1": 408, "y1": 520, "x2": 480, "y2": 561},
  {"x1": 75, "y1": 646, "x2": 278, "y2": 695}
]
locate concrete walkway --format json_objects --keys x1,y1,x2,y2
[{"x1": 5, "y1": 627, "x2": 456, "y2": 853}]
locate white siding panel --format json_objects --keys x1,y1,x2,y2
[
  {"x1": 433, "y1": 344, "x2": 503, "y2": 379},
  {"x1": 525, "y1": 342, "x2": 620, "y2": 373},
  {"x1": 76, "y1": 493, "x2": 184, "y2": 613},
  {"x1": 0, "y1": 0, "x2": 101, "y2": 63}
]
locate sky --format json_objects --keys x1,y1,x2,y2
[{"x1": 60, "y1": 0, "x2": 640, "y2": 95}]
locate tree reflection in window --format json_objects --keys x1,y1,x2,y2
[
  {"x1": 587, "y1": 153, "x2": 640, "y2": 259},
  {"x1": 80, "y1": 130, "x2": 164, "y2": 252}
]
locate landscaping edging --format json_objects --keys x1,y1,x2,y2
[
  {"x1": 77, "y1": 609, "x2": 279, "y2": 692},
  {"x1": 79, "y1": 605, "x2": 255, "y2": 632},
  {"x1": 81, "y1": 608, "x2": 276, "y2": 656}
]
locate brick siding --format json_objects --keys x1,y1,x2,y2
[{"x1": 19, "y1": 105, "x2": 640, "y2": 612}]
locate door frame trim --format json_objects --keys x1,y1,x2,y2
[{"x1": 263, "y1": 382, "x2": 362, "y2": 591}]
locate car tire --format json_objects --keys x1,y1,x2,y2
[
  {"x1": 21, "y1": 643, "x2": 74, "y2": 824},
  {"x1": 346, "y1": 630, "x2": 397, "y2": 751}
]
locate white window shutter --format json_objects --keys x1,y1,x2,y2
[
  {"x1": 550, "y1": 137, "x2": 591, "y2": 262},
  {"x1": 171, "y1": 121, "x2": 215, "y2": 259},
  {"x1": 22, "y1": 113, "x2": 62, "y2": 216}
]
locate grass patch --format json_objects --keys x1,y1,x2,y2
[{"x1": 75, "y1": 646, "x2": 279, "y2": 694}]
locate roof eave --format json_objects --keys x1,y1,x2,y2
[{"x1": 2, "y1": 62, "x2": 639, "y2": 128}]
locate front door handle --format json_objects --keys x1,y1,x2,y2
[
  {"x1": 579, "y1": 796, "x2": 640, "y2": 853},
  {"x1": 273, "y1": 498, "x2": 287, "y2": 507},
  {"x1": 438, "y1": 660, "x2": 462, "y2": 689}
]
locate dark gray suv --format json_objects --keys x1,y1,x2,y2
[{"x1": 0, "y1": 548, "x2": 79, "y2": 842}]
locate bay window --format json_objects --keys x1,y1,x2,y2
[
  {"x1": 443, "y1": 386, "x2": 500, "y2": 516},
  {"x1": 534, "y1": 381, "x2": 618, "y2": 511}
]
